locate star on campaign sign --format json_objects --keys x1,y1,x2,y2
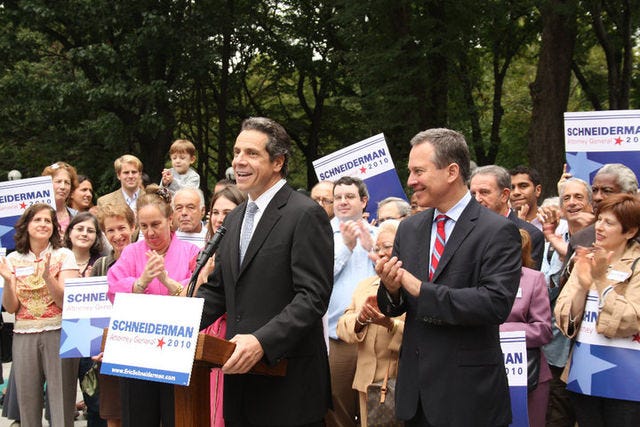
[
  {"x1": 60, "y1": 277, "x2": 112, "y2": 358},
  {"x1": 567, "y1": 342, "x2": 616, "y2": 395},
  {"x1": 565, "y1": 152, "x2": 603, "y2": 183},
  {"x1": 60, "y1": 318, "x2": 108, "y2": 357},
  {"x1": 0, "y1": 176, "x2": 55, "y2": 249},
  {"x1": 564, "y1": 110, "x2": 640, "y2": 186},
  {"x1": 567, "y1": 291, "x2": 640, "y2": 402},
  {"x1": 312, "y1": 133, "x2": 408, "y2": 222}
]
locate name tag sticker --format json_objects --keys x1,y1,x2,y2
[
  {"x1": 607, "y1": 270, "x2": 630, "y2": 282},
  {"x1": 516, "y1": 287, "x2": 523, "y2": 298},
  {"x1": 15, "y1": 266, "x2": 35, "y2": 276}
]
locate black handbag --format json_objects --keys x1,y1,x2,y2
[
  {"x1": 0, "y1": 321, "x2": 13, "y2": 364},
  {"x1": 527, "y1": 348, "x2": 541, "y2": 391}
]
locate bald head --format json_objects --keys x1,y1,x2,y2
[
  {"x1": 173, "y1": 188, "x2": 205, "y2": 232},
  {"x1": 311, "y1": 181, "x2": 334, "y2": 218}
]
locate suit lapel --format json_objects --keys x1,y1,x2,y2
[
  {"x1": 431, "y1": 199, "x2": 480, "y2": 281},
  {"x1": 420, "y1": 209, "x2": 435, "y2": 277},
  {"x1": 228, "y1": 202, "x2": 245, "y2": 282},
  {"x1": 238, "y1": 184, "x2": 290, "y2": 276}
]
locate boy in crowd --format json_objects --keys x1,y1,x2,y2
[{"x1": 161, "y1": 139, "x2": 200, "y2": 192}]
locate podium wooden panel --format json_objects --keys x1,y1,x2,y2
[{"x1": 174, "y1": 333, "x2": 287, "y2": 427}]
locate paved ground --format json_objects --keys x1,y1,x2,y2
[{"x1": 0, "y1": 362, "x2": 87, "y2": 427}]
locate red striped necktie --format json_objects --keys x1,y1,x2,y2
[{"x1": 429, "y1": 214, "x2": 449, "y2": 280}]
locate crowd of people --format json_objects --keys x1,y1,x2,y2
[{"x1": 0, "y1": 118, "x2": 638, "y2": 427}]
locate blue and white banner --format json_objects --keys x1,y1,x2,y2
[
  {"x1": 564, "y1": 110, "x2": 640, "y2": 183},
  {"x1": 101, "y1": 293, "x2": 204, "y2": 386},
  {"x1": 0, "y1": 248, "x2": 6, "y2": 303},
  {"x1": 312, "y1": 134, "x2": 407, "y2": 221},
  {"x1": 0, "y1": 176, "x2": 55, "y2": 250},
  {"x1": 501, "y1": 331, "x2": 529, "y2": 427},
  {"x1": 60, "y1": 276, "x2": 112, "y2": 358},
  {"x1": 567, "y1": 291, "x2": 640, "y2": 401}
]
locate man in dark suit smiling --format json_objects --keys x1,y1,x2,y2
[
  {"x1": 198, "y1": 117, "x2": 333, "y2": 426},
  {"x1": 376, "y1": 128, "x2": 521, "y2": 427}
]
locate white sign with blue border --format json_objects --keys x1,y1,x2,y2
[
  {"x1": 0, "y1": 248, "x2": 6, "y2": 303},
  {"x1": 101, "y1": 293, "x2": 204, "y2": 386},
  {"x1": 60, "y1": 276, "x2": 112, "y2": 358},
  {"x1": 567, "y1": 291, "x2": 640, "y2": 402},
  {"x1": 564, "y1": 110, "x2": 640, "y2": 184},
  {"x1": 312, "y1": 133, "x2": 407, "y2": 221},
  {"x1": 500, "y1": 330, "x2": 529, "y2": 427},
  {"x1": 0, "y1": 176, "x2": 55, "y2": 250}
]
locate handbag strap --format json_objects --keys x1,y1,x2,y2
[{"x1": 379, "y1": 357, "x2": 391, "y2": 404}]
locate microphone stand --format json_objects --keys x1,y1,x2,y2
[{"x1": 186, "y1": 226, "x2": 226, "y2": 297}]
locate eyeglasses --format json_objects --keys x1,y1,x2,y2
[
  {"x1": 372, "y1": 243, "x2": 394, "y2": 252},
  {"x1": 334, "y1": 194, "x2": 360, "y2": 202},
  {"x1": 377, "y1": 215, "x2": 406, "y2": 224},
  {"x1": 312, "y1": 197, "x2": 334, "y2": 206},
  {"x1": 72, "y1": 226, "x2": 97, "y2": 234}
]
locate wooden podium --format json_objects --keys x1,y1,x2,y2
[{"x1": 174, "y1": 333, "x2": 287, "y2": 427}]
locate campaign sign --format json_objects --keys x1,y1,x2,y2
[
  {"x1": 0, "y1": 248, "x2": 6, "y2": 302},
  {"x1": 0, "y1": 176, "x2": 55, "y2": 250},
  {"x1": 564, "y1": 110, "x2": 640, "y2": 183},
  {"x1": 567, "y1": 291, "x2": 640, "y2": 401},
  {"x1": 500, "y1": 331, "x2": 529, "y2": 427},
  {"x1": 312, "y1": 133, "x2": 407, "y2": 221},
  {"x1": 60, "y1": 276, "x2": 112, "y2": 358},
  {"x1": 101, "y1": 293, "x2": 204, "y2": 386}
]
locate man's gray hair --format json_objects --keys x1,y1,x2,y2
[
  {"x1": 377, "y1": 197, "x2": 411, "y2": 217},
  {"x1": 596, "y1": 163, "x2": 638, "y2": 194},
  {"x1": 172, "y1": 187, "x2": 205, "y2": 209},
  {"x1": 471, "y1": 165, "x2": 511, "y2": 191},
  {"x1": 559, "y1": 178, "x2": 592, "y2": 205}
]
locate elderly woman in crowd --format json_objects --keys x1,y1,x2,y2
[
  {"x1": 107, "y1": 185, "x2": 200, "y2": 426},
  {"x1": 555, "y1": 193, "x2": 640, "y2": 426},
  {"x1": 500, "y1": 229, "x2": 552, "y2": 427},
  {"x1": 42, "y1": 161, "x2": 79, "y2": 234},
  {"x1": 198, "y1": 184, "x2": 246, "y2": 427},
  {"x1": 0, "y1": 203, "x2": 80, "y2": 426},
  {"x1": 336, "y1": 220, "x2": 405, "y2": 427}
]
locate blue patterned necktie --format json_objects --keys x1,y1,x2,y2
[{"x1": 239, "y1": 202, "x2": 258, "y2": 264}]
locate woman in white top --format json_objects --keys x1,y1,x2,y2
[{"x1": 0, "y1": 203, "x2": 80, "y2": 426}]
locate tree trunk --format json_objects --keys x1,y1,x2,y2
[{"x1": 529, "y1": 0, "x2": 577, "y2": 199}]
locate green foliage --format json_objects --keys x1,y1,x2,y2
[{"x1": 0, "y1": 0, "x2": 638, "y2": 198}]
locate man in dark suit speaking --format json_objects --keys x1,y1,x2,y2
[
  {"x1": 198, "y1": 117, "x2": 333, "y2": 426},
  {"x1": 376, "y1": 128, "x2": 522, "y2": 426}
]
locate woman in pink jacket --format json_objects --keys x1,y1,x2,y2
[{"x1": 108, "y1": 185, "x2": 200, "y2": 427}]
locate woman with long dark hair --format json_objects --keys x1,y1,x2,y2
[{"x1": 0, "y1": 203, "x2": 80, "y2": 426}]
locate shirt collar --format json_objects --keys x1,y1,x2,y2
[
  {"x1": 248, "y1": 179, "x2": 287, "y2": 213},
  {"x1": 434, "y1": 191, "x2": 471, "y2": 223}
]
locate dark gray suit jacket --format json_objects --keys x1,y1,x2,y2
[
  {"x1": 197, "y1": 183, "x2": 333, "y2": 425},
  {"x1": 508, "y1": 209, "x2": 544, "y2": 270},
  {"x1": 378, "y1": 198, "x2": 522, "y2": 426}
]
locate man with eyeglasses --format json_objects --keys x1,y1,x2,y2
[
  {"x1": 172, "y1": 187, "x2": 207, "y2": 248},
  {"x1": 311, "y1": 180, "x2": 335, "y2": 219},
  {"x1": 326, "y1": 176, "x2": 377, "y2": 427},
  {"x1": 376, "y1": 197, "x2": 411, "y2": 225}
]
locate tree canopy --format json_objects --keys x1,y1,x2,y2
[{"x1": 1, "y1": 0, "x2": 638, "y2": 198}]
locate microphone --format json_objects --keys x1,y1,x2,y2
[{"x1": 187, "y1": 226, "x2": 226, "y2": 297}]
